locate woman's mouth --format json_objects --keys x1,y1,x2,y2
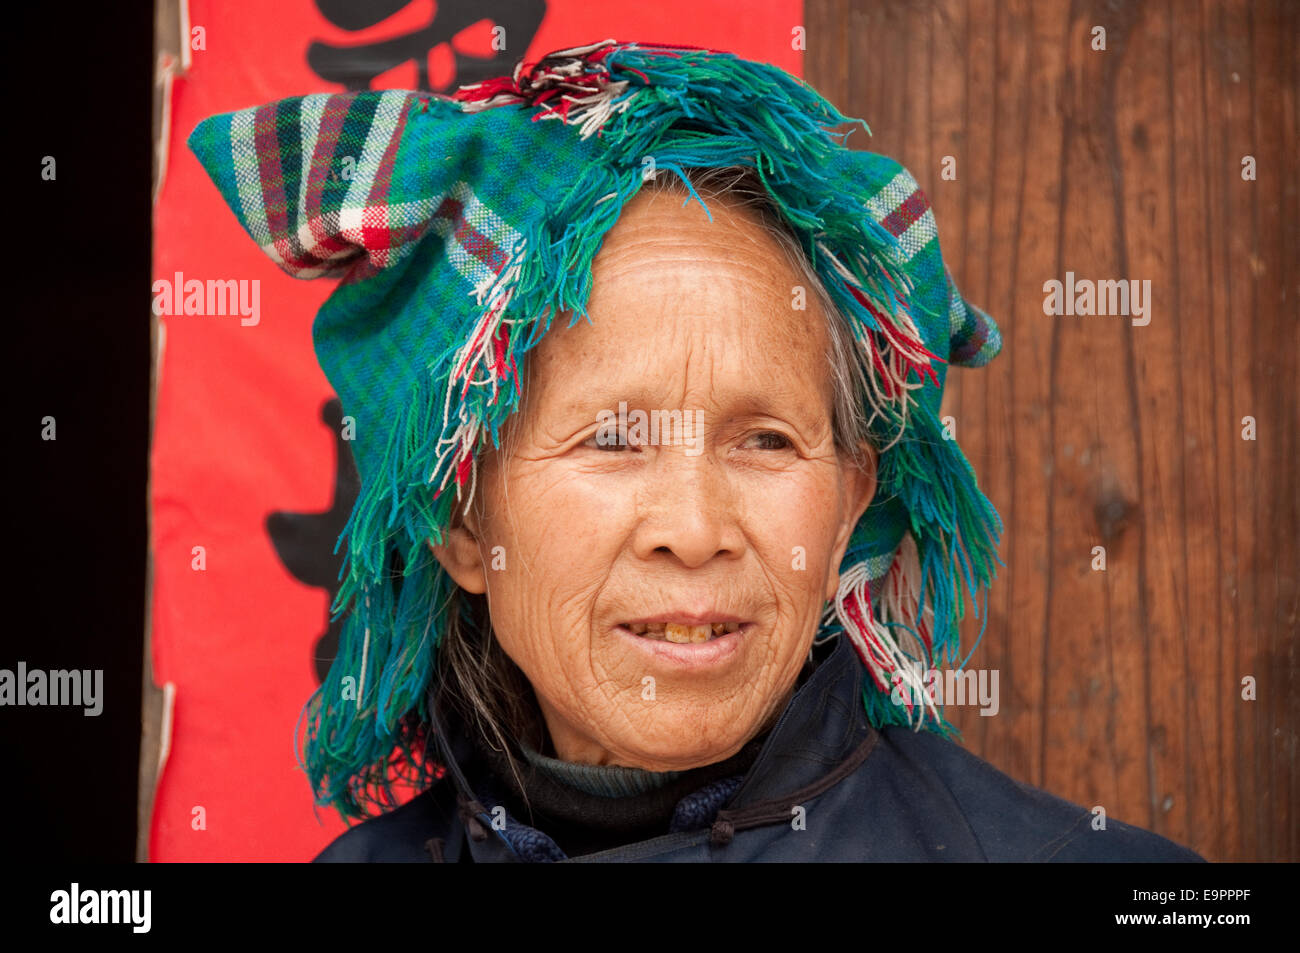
[
  {"x1": 618, "y1": 621, "x2": 744, "y2": 643},
  {"x1": 612, "y1": 617, "x2": 752, "y2": 670}
]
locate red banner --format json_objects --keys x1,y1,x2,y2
[{"x1": 150, "y1": 0, "x2": 802, "y2": 861}]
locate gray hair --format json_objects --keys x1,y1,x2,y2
[{"x1": 434, "y1": 165, "x2": 878, "y2": 796}]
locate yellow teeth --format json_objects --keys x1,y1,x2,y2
[
  {"x1": 627, "y1": 621, "x2": 742, "y2": 642},
  {"x1": 664, "y1": 623, "x2": 697, "y2": 643}
]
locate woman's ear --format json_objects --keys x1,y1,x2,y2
[
  {"x1": 825, "y1": 444, "x2": 878, "y2": 602},
  {"x1": 428, "y1": 497, "x2": 489, "y2": 595}
]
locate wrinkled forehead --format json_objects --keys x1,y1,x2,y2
[
  {"x1": 512, "y1": 188, "x2": 835, "y2": 420},
  {"x1": 593, "y1": 186, "x2": 801, "y2": 293}
]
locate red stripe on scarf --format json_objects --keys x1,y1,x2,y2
[
  {"x1": 434, "y1": 197, "x2": 508, "y2": 274},
  {"x1": 880, "y1": 189, "x2": 931, "y2": 238},
  {"x1": 361, "y1": 95, "x2": 416, "y2": 265}
]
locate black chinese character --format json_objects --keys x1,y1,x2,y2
[
  {"x1": 266, "y1": 397, "x2": 359, "y2": 682},
  {"x1": 307, "y1": 0, "x2": 545, "y2": 92}
]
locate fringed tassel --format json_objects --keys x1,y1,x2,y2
[
  {"x1": 454, "y1": 39, "x2": 635, "y2": 138},
  {"x1": 827, "y1": 400, "x2": 1003, "y2": 737},
  {"x1": 298, "y1": 547, "x2": 450, "y2": 819},
  {"x1": 834, "y1": 554, "x2": 935, "y2": 726},
  {"x1": 829, "y1": 532, "x2": 947, "y2": 728},
  {"x1": 881, "y1": 401, "x2": 1004, "y2": 620}
]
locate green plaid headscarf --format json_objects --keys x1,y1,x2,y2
[{"x1": 188, "y1": 39, "x2": 1004, "y2": 819}]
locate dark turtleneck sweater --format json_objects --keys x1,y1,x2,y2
[{"x1": 461, "y1": 654, "x2": 820, "y2": 859}]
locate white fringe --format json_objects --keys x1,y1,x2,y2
[
  {"x1": 816, "y1": 239, "x2": 935, "y2": 449},
  {"x1": 430, "y1": 238, "x2": 530, "y2": 512},
  {"x1": 356, "y1": 593, "x2": 371, "y2": 713},
  {"x1": 829, "y1": 533, "x2": 938, "y2": 729},
  {"x1": 455, "y1": 39, "x2": 636, "y2": 141}
]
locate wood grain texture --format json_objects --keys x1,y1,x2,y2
[{"x1": 805, "y1": 0, "x2": 1297, "y2": 862}]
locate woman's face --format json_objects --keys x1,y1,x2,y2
[{"x1": 432, "y1": 187, "x2": 876, "y2": 770}]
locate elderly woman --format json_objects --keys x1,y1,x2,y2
[{"x1": 189, "y1": 41, "x2": 1201, "y2": 862}]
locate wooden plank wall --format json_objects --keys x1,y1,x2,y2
[{"x1": 805, "y1": 0, "x2": 1296, "y2": 862}]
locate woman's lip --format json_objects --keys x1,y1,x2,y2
[{"x1": 612, "y1": 623, "x2": 750, "y2": 670}]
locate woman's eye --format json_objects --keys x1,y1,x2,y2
[
  {"x1": 581, "y1": 429, "x2": 790, "y2": 451},
  {"x1": 745, "y1": 431, "x2": 792, "y2": 451},
  {"x1": 583, "y1": 430, "x2": 637, "y2": 451}
]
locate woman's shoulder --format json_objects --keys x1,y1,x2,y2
[
  {"x1": 868, "y1": 725, "x2": 1206, "y2": 862},
  {"x1": 312, "y1": 784, "x2": 454, "y2": 863}
]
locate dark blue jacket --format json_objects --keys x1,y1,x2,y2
[{"x1": 314, "y1": 637, "x2": 1205, "y2": 862}]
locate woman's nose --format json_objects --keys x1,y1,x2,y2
[{"x1": 631, "y1": 448, "x2": 744, "y2": 568}]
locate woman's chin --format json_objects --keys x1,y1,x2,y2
[{"x1": 600, "y1": 716, "x2": 761, "y2": 772}]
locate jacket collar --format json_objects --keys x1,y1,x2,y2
[{"x1": 724, "y1": 633, "x2": 875, "y2": 810}]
